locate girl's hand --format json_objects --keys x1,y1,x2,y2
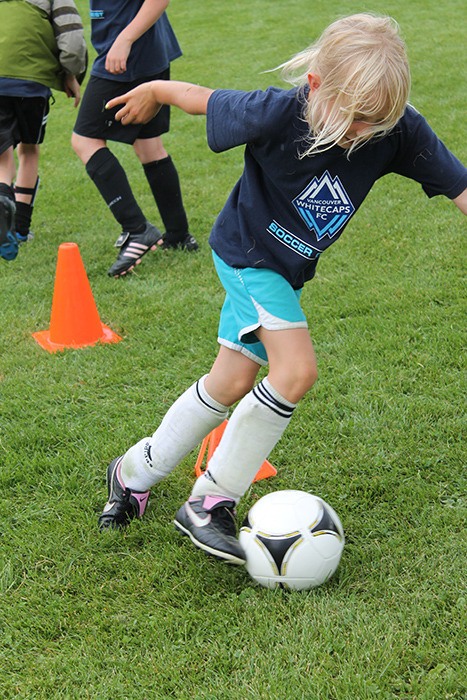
[{"x1": 106, "y1": 83, "x2": 162, "y2": 124}]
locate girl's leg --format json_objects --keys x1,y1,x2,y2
[
  {"x1": 192, "y1": 327, "x2": 317, "y2": 503},
  {"x1": 98, "y1": 346, "x2": 260, "y2": 529},
  {"x1": 256, "y1": 325, "x2": 317, "y2": 403},
  {"x1": 173, "y1": 327, "x2": 317, "y2": 563},
  {"x1": 121, "y1": 346, "x2": 260, "y2": 489}
]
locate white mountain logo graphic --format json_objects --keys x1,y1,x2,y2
[{"x1": 292, "y1": 171, "x2": 355, "y2": 240}]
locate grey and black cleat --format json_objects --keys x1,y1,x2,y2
[
  {"x1": 98, "y1": 456, "x2": 150, "y2": 530},
  {"x1": 174, "y1": 495, "x2": 246, "y2": 565},
  {"x1": 161, "y1": 232, "x2": 199, "y2": 251},
  {"x1": 108, "y1": 221, "x2": 162, "y2": 277}
]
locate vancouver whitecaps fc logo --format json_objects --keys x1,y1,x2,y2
[{"x1": 292, "y1": 171, "x2": 355, "y2": 240}]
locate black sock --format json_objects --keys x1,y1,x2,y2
[
  {"x1": 14, "y1": 181, "x2": 39, "y2": 236},
  {"x1": 15, "y1": 202, "x2": 33, "y2": 235},
  {"x1": 143, "y1": 156, "x2": 188, "y2": 242},
  {"x1": 86, "y1": 148, "x2": 146, "y2": 232}
]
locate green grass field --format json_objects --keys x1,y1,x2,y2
[{"x1": 1, "y1": 1, "x2": 466, "y2": 698}]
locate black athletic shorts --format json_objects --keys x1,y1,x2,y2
[
  {"x1": 0, "y1": 96, "x2": 50, "y2": 154},
  {"x1": 73, "y1": 68, "x2": 171, "y2": 144}
]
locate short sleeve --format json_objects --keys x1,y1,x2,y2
[
  {"x1": 206, "y1": 87, "x2": 299, "y2": 153},
  {"x1": 388, "y1": 107, "x2": 467, "y2": 199}
]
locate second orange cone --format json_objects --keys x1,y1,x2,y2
[
  {"x1": 33, "y1": 242, "x2": 122, "y2": 352},
  {"x1": 194, "y1": 419, "x2": 277, "y2": 483}
]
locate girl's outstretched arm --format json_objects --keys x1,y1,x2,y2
[
  {"x1": 452, "y1": 188, "x2": 467, "y2": 215},
  {"x1": 106, "y1": 80, "x2": 214, "y2": 124}
]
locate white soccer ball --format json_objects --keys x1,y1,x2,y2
[{"x1": 239, "y1": 490, "x2": 345, "y2": 590}]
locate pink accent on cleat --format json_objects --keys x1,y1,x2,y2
[{"x1": 132, "y1": 490, "x2": 150, "y2": 515}]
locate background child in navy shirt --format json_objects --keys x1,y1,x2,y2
[{"x1": 72, "y1": 0, "x2": 198, "y2": 278}]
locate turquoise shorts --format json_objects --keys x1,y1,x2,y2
[{"x1": 213, "y1": 251, "x2": 308, "y2": 365}]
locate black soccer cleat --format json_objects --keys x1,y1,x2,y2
[
  {"x1": 174, "y1": 495, "x2": 246, "y2": 565},
  {"x1": 108, "y1": 221, "x2": 162, "y2": 277},
  {"x1": 161, "y1": 232, "x2": 199, "y2": 251},
  {"x1": 16, "y1": 231, "x2": 34, "y2": 243},
  {"x1": 98, "y1": 457, "x2": 150, "y2": 530}
]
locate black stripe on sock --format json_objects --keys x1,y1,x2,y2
[
  {"x1": 195, "y1": 380, "x2": 225, "y2": 413},
  {"x1": 254, "y1": 381, "x2": 295, "y2": 419}
]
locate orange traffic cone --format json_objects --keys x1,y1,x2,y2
[
  {"x1": 194, "y1": 419, "x2": 277, "y2": 483},
  {"x1": 32, "y1": 242, "x2": 122, "y2": 352}
]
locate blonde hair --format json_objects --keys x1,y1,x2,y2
[{"x1": 279, "y1": 14, "x2": 411, "y2": 156}]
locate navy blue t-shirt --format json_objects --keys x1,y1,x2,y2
[
  {"x1": 207, "y1": 87, "x2": 467, "y2": 289},
  {"x1": 90, "y1": 1, "x2": 182, "y2": 81}
]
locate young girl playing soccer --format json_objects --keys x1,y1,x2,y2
[{"x1": 98, "y1": 14, "x2": 467, "y2": 564}]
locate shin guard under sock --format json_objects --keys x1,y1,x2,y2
[
  {"x1": 14, "y1": 179, "x2": 39, "y2": 236},
  {"x1": 86, "y1": 148, "x2": 146, "y2": 232},
  {"x1": 15, "y1": 201, "x2": 33, "y2": 237},
  {"x1": 192, "y1": 377, "x2": 296, "y2": 502},
  {"x1": 143, "y1": 156, "x2": 188, "y2": 241},
  {"x1": 120, "y1": 376, "x2": 229, "y2": 491}
]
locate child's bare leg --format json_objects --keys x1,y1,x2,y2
[
  {"x1": 204, "y1": 345, "x2": 262, "y2": 405},
  {"x1": 256, "y1": 326, "x2": 317, "y2": 403},
  {"x1": 0, "y1": 146, "x2": 15, "y2": 184},
  {"x1": 15, "y1": 143, "x2": 40, "y2": 194}
]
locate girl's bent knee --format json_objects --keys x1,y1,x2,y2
[
  {"x1": 294, "y1": 365, "x2": 318, "y2": 398},
  {"x1": 205, "y1": 373, "x2": 255, "y2": 407},
  {"x1": 227, "y1": 375, "x2": 256, "y2": 404},
  {"x1": 271, "y1": 363, "x2": 317, "y2": 404}
]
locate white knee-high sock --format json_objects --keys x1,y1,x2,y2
[
  {"x1": 121, "y1": 376, "x2": 229, "y2": 491},
  {"x1": 192, "y1": 377, "x2": 296, "y2": 502}
]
